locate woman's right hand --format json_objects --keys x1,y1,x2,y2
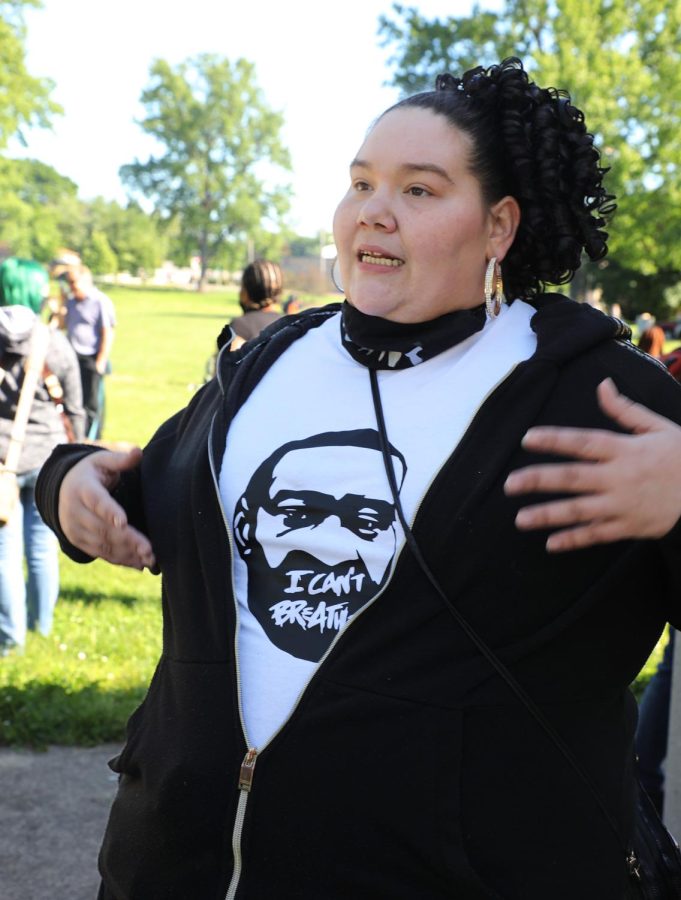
[
  {"x1": 504, "y1": 378, "x2": 681, "y2": 550},
  {"x1": 58, "y1": 447, "x2": 157, "y2": 571}
]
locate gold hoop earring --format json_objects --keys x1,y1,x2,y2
[{"x1": 484, "y1": 257, "x2": 504, "y2": 319}]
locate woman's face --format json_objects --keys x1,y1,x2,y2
[{"x1": 333, "y1": 107, "x2": 515, "y2": 324}]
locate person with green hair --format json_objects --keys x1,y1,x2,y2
[
  {"x1": 0, "y1": 256, "x2": 50, "y2": 313},
  {"x1": 0, "y1": 257, "x2": 85, "y2": 655}
]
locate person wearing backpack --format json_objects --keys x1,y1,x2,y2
[{"x1": 0, "y1": 257, "x2": 84, "y2": 655}]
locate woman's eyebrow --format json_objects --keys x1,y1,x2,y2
[
  {"x1": 349, "y1": 158, "x2": 453, "y2": 183},
  {"x1": 401, "y1": 162, "x2": 454, "y2": 183}
]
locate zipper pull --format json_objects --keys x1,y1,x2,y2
[
  {"x1": 626, "y1": 849, "x2": 641, "y2": 880},
  {"x1": 239, "y1": 748, "x2": 258, "y2": 792}
]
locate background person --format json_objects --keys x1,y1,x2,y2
[
  {"x1": 0, "y1": 257, "x2": 84, "y2": 655},
  {"x1": 282, "y1": 293, "x2": 301, "y2": 315},
  {"x1": 226, "y1": 258, "x2": 283, "y2": 350},
  {"x1": 36, "y1": 58, "x2": 681, "y2": 899},
  {"x1": 47, "y1": 247, "x2": 82, "y2": 329},
  {"x1": 205, "y1": 259, "x2": 285, "y2": 379},
  {"x1": 61, "y1": 265, "x2": 114, "y2": 439},
  {"x1": 637, "y1": 312, "x2": 666, "y2": 358},
  {"x1": 636, "y1": 629, "x2": 675, "y2": 816}
]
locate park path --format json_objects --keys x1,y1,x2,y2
[{"x1": 0, "y1": 743, "x2": 120, "y2": 900}]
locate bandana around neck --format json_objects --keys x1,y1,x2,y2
[{"x1": 340, "y1": 300, "x2": 487, "y2": 370}]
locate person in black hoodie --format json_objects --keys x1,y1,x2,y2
[{"x1": 36, "y1": 59, "x2": 681, "y2": 899}]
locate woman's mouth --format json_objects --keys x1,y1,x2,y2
[{"x1": 358, "y1": 250, "x2": 404, "y2": 267}]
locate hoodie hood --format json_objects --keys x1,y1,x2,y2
[
  {"x1": 529, "y1": 293, "x2": 631, "y2": 366},
  {"x1": 0, "y1": 306, "x2": 37, "y2": 356},
  {"x1": 214, "y1": 295, "x2": 633, "y2": 411}
]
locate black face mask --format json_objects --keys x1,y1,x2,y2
[{"x1": 340, "y1": 300, "x2": 487, "y2": 370}]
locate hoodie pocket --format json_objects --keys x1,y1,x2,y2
[{"x1": 245, "y1": 678, "x2": 501, "y2": 900}]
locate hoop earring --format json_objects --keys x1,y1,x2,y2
[
  {"x1": 331, "y1": 258, "x2": 343, "y2": 293},
  {"x1": 484, "y1": 257, "x2": 504, "y2": 319}
]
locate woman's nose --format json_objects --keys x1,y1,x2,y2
[{"x1": 357, "y1": 192, "x2": 397, "y2": 232}]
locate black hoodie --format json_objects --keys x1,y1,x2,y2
[{"x1": 37, "y1": 296, "x2": 681, "y2": 899}]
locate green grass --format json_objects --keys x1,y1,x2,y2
[
  {"x1": 105, "y1": 285, "x2": 240, "y2": 446},
  {"x1": 0, "y1": 560, "x2": 161, "y2": 746},
  {"x1": 1, "y1": 284, "x2": 237, "y2": 747},
  {"x1": 0, "y1": 287, "x2": 667, "y2": 746}
]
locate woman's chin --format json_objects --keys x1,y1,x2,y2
[{"x1": 345, "y1": 294, "x2": 406, "y2": 322}]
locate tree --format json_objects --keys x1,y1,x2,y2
[
  {"x1": 379, "y1": 1, "x2": 681, "y2": 315},
  {"x1": 0, "y1": 157, "x2": 85, "y2": 261},
  {"x1": 82, "y1": 230, "x2": 118, "y2": 276},
  {"x1": 120, "y1": 54, "x2": 291, "y2": 289},
  {"x1": 83, "y1": 198, "x2": 167, "y2": 276},
  {"x1": 0, "y1": 1, "x2": 61, "y2": 148}
]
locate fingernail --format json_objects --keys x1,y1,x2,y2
[{"x1": 113, "y1": 515, "x2": 124, "y2": 528}]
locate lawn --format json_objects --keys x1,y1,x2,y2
[
  {"x1": 1, "y1": 284, "x2": 240, "y2": 747},
  {"x1": 0, "y1": 288, "x2": 668, "y2": 746}
]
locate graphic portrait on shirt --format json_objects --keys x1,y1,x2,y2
[{"x1": 233, "y1": 429, "x2": 406, "y2": 662}]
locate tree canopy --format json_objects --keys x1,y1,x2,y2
[
  {"x1": 379, "y1": 0, "x2": 681, "y2": 315},
  {"x1": 0, "y1": 0, "x2": 61, "y2": 148},
  {"x1": 0, "y1": 157, "x2": 82, "y2": 260},
  {"x1": 0, "y1": 155, "x2": 167, "y2": 274},
  {"x1": 120, "y1": 54, "x2": 292, "y2": 288}
]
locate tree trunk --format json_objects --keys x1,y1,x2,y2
[{"x1": 197, "y1": 229, "x2": 209, "y2": 292}]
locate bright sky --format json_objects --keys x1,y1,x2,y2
[{"x1": 15, "y1": 0, "x2": 493, "y2": 237}]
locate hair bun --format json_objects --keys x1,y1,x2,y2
[{"x1": 435, "y1": 73, "x2": 462, "y2": 93}]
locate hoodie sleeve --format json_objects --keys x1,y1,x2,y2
[
  {"x1": 35, "y1": 443, "x2": 104, "y2": 562},
  {"x1": 604, "y1": 343, "x2": 681, "y2": 628},
  {"x1": 36, "y1": 441, "x2": 148, "y2": 564}
]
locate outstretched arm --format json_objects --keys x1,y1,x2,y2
[
  {"x1": 504, "y1": 377, "x2": 681, "y2": 551},
  {"x1": 58, "y1": 447, "x2": 156, "y2": 570}
]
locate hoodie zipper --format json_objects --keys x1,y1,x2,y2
[
  {"x1": 208, "y1": 412, "x2": 404, "y2": 899},
  {"x1": 224, "y1": 749, "x2": 258, "y2": 900}
]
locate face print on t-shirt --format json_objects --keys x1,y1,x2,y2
[{"x1": 233, "y1": 429, "x2": 405, "y2": 661}]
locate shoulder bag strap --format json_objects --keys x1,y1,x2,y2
[
  {"x1": 368, "y1": 367, "x2": 639, "y2": 872},
  {"x1": 2, "y1": 323, "x2": 51, "y2": 472}
]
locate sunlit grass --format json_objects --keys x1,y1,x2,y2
[{"x1": 0, "y1": 285, "x2": 229, "y2": 747}]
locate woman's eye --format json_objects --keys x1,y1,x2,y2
[
  {"x1": 353, "y1": 180, "x2": 372, "y2": 192},
  {"x1": 407, "y1": 185, "x2": 431, "y2": 197}
]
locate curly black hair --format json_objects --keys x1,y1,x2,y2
[{"x1": 384, "y1": 58, "x2": 615, "y2": 301}]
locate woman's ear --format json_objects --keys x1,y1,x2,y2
[{"x1": 486, "y1": 196, "x2": 521, "y2": 262}]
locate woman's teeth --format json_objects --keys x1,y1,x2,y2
[{"x1": 359, "y1": 253, "x2": 403, "y2": 267}]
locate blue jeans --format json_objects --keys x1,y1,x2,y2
[
  {"x1": 0, "y1": 469, "x2": 59, "y2": 648},
  {"x1": 635, "y1": 629, "x2": 675, "y2": 815}
]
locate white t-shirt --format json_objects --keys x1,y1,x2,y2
[{"x1": 219, "y1": 301, "x2": 537, "y2": 748}]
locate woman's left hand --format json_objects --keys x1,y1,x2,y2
[{"x1": 504, "y1": 377, "x2": 681, "y2": 551}]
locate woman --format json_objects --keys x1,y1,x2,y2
[
  {"x1": 0, "y1": 257, "x2": 84, "y2": 654},
  {"x1": 36, "y1": 59, "x2": 681, "y2": 898},
  {"x1": 226, "y1": 258, "x2": 284, "y2": 350},
  {"x1": 637, "y1": 314, "x2": 666, "y2": 358},
  {"x1": 205, "y1": 260, "x2": 285, "y2": 379}
]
